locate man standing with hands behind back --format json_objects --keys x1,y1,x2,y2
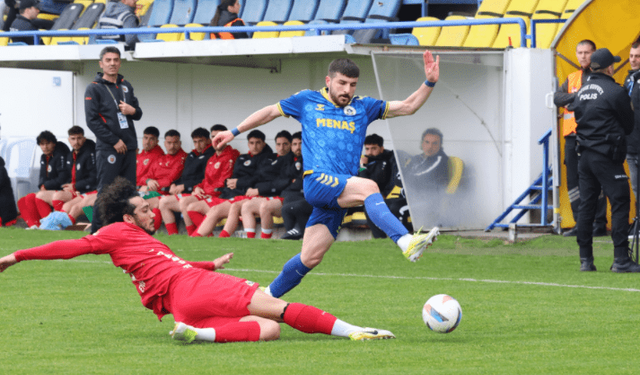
[{"x1": 85, "y1": 46, "x2": 142, "y2": 233}]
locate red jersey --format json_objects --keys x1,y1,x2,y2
[
  {"x1": 195, "y1": 146, "x2": 240, "y2": 196},
  {"x1": 14, "y1": 222, "x2": 216, "y2": 320},
  {"x1": 136, "y1": 145, "x2": 165, "y2": 186},
  {"x1": 147, "y1": 149, "x2": 188, "y2": 191}
]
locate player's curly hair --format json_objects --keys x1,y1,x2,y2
[{"x1": 95, "y1": 176, "x2": 139, "y2": 225}]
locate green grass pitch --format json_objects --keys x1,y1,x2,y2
[{"x1": 1, "y1": 227, "x2": 638, "y2": 374}]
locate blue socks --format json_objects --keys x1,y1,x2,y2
[
  {"x1": 268, "y1": 253, "x2": 312, "y2": 298},
  {"x1": 364, "y1": 193, "x2": 409, "y2": 243}
]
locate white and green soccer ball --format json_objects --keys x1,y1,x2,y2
[{"x1": 422, "y1": 294, "x2": 462, "y2": 333}]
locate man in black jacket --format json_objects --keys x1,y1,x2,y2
[
  {"x1": 568, "y1": 48, "x2": 638, "y2": 273},
  {"x1": 85, "y1": 46, "x2": 142, "y2": 233},
  {"x1": 0, "y1": 155, "x2": 18, "y2": 227},
  {"x1": 8, "y1": 0, "x2": 53, "y2": 45},
  {"x1": 624, "y1": 42, "x2": 640, "y2": 200},
  {"x1": 16, "y1": 131, "x2": 70, "y2": 228}
]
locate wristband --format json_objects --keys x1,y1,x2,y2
[
  {"x1": 425, "y1": 80, "x2": 436, "y2": 88},
  {"x1": 231, "y1": 127, "x2": 241, "y2": 136}
]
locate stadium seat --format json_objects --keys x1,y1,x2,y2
[
  {"x1": 252, "y1": 20, "x2": 279, "y2": 39},
  {"x1": 446, "y1": 156, "x2": 464, "y2": 195},
  {"x1": 138, "y1": 0, "x2": 173, "y2": 41},
  {"x1": 3, "y1": 139, "x2": 39, "y2": 201},
  {"x1": 531, "y1": 0, "x2": 567, "y2": 48},
  {"x1": 461, "y1": 0, "x2": 511, "y2": 48},
  {"x1": 69, "y1": 27, "x2": 91, "y2": 44},
  {"x1": 262, "y1": 0, "x2": 294, "y2": 24},
  {"x1": 313, "y1": 0, "x2": 347, "y2": 23},
  {"x1": 434, "y1": 15, "x2": 470, "y2": 47},
  {"x1": 0, "y1": 31, "x2": 8, "y2": 47},
  {"x1": 136, "y1": 0, "x2": 155, "y2": 17},
  {"x1": 73, "y1": 0, "x2": 94, "y2": 15},
  {"x1": 240, "y1": 0, "x2": 268, "y2": 26},
  {"x1": 93, "y1": 0, "x2": 106, "y2": 3},
  {"x1": 390, "y1": 16, "x2": 440, "y2": 46},
  {"x1": 169, "y1": 0, "x2": 197, "y2": 25},
  {"x1": 156, "y1": 24, "x2": 182, "y2": 41},
  {"x1": 48, "y1": 29, "x2": 72, "y2": 45},
  {"x1": 37, "y1": 13, "x2": 59, "y2": 22},
  {"x1": 191, "y1": 0, "x2": 219, "y2": 25},
  {"x1": 72, "y1": 3, "x2": 105, "y2": 30},
  {"x1": 51, "y1": 3, "x2": 85, "y2": 30},
  {"x1": 492, "y1": 0, "x2": 540, "y2": 49},
  {"x1": 279, "y1": 20, "x2": 305, "y2": 38},
  {"x1": 354, "y1": 0, "x2": 401, "y2": 40},
  {"x1": 287, "y1": 0, "x2": 319, "y2": 23},
  {"x1": 331, "y1": 0, "x2": 373, "y2": 36},
  {"x1": 304, "y1": 19, "x2": 329, "y2": 36},
  {"x1": 181, "y1": 23, "x2": 206, "y2": 40}
]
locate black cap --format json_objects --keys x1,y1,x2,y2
[
  {"x1": 19, "y1": 0, "x2": 40, "y2": 10},
  {"x1": 590, "y1": 48, "x2": 621, "y2": 70}
]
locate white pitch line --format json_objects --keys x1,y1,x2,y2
[{"x1": 52, "y1": 259, "x2": 640, "y2": 293}]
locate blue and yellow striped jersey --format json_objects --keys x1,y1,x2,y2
[{"x1": 278, "y1": 87, "x2": 389, "y2": 176}]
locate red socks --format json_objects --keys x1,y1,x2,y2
[
  {"x1": 52, "y1": 200, "x2": 64, "y2": 212},
  {"x1": 261, "y1": 232, "x2": 273, "y2": 239},
  {"x1": 219, "y1": 230, "x2": 231, "y2": 238},
  {"x1": 166, "y1": 222, "x2": 179, "y2": 235},
  {"x1": 187, "y1": 211, "x2": 204, "y2": 228},
  {"x1": 34, "y1": 198, "x2": 52, "y2": 220},
  {"x1": 186, "y1": 224, "x2": 196, "y2": 236},
  {"x1": 213, "y1": 321, "x2": 261, "y2": 343},
  {"x1": 282, "y1": 303, "x2": 337, "y2": 335},
  {"x1": 246, "y1": 231, "x2": 256, "y2": 239},
  {"x1": 68, "y1": 214, "x2": 76, "y2": 225},
  {"x1": 17, "y1": 194, "x2": 39, "y2": 227},
  {"x1": 152, "y1": 209, "x2": 162, "y2": 231}
]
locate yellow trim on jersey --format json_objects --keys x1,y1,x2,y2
[
  {"x1": 303, "y1": 170, "x2": 314, "y2": 177},
  {"x1": 276, "y1": 102, "x2": 289, "y2": 118},
  {"x1": 381, "y1": 101, "x2": 390, "y2": 120}
]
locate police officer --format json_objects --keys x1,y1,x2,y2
[
  {"x1": 568, "y1": 48, "x2": 639, "y2": 273},
  {"x1": 85, "y1": 46, "x2": 142, "y2": 233}
]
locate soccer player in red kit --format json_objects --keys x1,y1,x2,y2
[{"x1": 0, "y1": 177, "x2": 394, "y2": 343}]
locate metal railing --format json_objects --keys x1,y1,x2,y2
[{"x1": 2, "y1": 17, "x2": 528, "y2": 47}]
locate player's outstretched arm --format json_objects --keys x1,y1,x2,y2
[
  {"x1": 386, "y1": 50, "x2": 440, "y2": 119},
  {"x1": 212, "y1": 104, "x2": 282, "y2": 149},
  {"x1": 213, "y1": 252, "x2": 233, "y2": 270},
  {"x1": 0, "y1": 254, "x2": 17, "y2": 273}
]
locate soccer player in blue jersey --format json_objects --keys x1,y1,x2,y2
[{"x1": 213, "y1": 50, "x2": 441, "y2": 298}]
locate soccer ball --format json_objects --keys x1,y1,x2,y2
[{"x1": 422, "y1": 294, "x2": 462, "y2": 333}]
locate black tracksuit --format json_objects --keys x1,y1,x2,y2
[
  {"x1": 0, "y1": 156, "x2": 18, "y2": 225},
  {"x1": 568, "y1": 72, "x2": 634, "y2": 259},
  {"x1": 219, "y1": 145, "x2": 274, "y2": 199},
  {"x1": 358, "y1": 149, "x2": 396, "y2": 196},
  {"x1": 85, "y1": 72, "x2": 142, "y2": 232},
  {"x1": 254, "y1": 152, "x2": 299, "y2": 197},
  {"x1": 64, "y1": 139, "x2": 98, "y2": 193},
  {"x1": 280, "y1": 155, "x2": 311, "y2": 232},
  {"x1": 172, "y1": 144, "x2": 215, "y2": 194},
  {"x1": 39, "y1": 141, "x2": 70, "y2": 191}
]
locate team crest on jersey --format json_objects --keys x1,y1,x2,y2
[
  {"x1": 143, "y1": 159, "x2": 149, "y2": 165},
  {"x1": 245, "y1": 280, "x2": 255, "y2": 286},
  {"x1": 108, "y1": 155, "x2": 116, "y2": 164},
  {"x1": 123, "y1": 86, "x2": 129, "y2": 93},
  {"x1": 244, "y1": 160, "x2": 251, "y2": 166},
  {"x1": 214, "y1": 162, "x2": 221, "y2": 169},
  {"x1": 315, "y1": 104, "x2": 325, "y2": 111},
  {"x1": 295, "y1": 161, "x2": 301, "y2": 170},
  {"x1": 344, "y1": 105, "x2": 356, "y2": 116},
  {"x1": 47, "y1": 165, "x2": 52, "y2": 173},
  {"x1": 77, "y1": 164, "x2": 81, "y2": 171}
]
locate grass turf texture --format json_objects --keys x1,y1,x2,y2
[{"x1": 1, "y1": 227, "x2": 638, "y2": 374}]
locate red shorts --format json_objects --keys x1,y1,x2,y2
[
  {"x1": 176, "y1": 193, "x2": 213, "y2": 202},
  {"x1": 205, "y1": 196, "x2": 228, "y2": 208},
  {"x1": 71, "y1": 190, "x2": 98, "y2": 199},
  {"x1": 164, "y1": 270, "x2": 259, "y2": 329}
]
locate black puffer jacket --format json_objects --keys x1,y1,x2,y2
[
  {"x1": 39, "y1": 141, "x2": 70, "y2": 190},
  {"x1": 0, "y1": 156, "x2": 18, "y2": 225},
  {"x1": 65, "y1": 139, "x2": 98, "y2": 193}
]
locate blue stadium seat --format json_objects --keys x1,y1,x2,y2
[
  {"x1": 169, "y1": 0, "x2": 197, "y2": 25},
  {"x1": 304, "y1": 19, "x2": 328, "y2": 36},
  {"x1": 240, "y1": 0, "x2": 268, "y2": 25},
  {"x1": 138, "y1": 0, "x2": 175, "y2": 41},
  {"x1": 313, "y1": 0, "x2": 346, "y2": 23},
  {"x1": 367, "y1": 0, "x2": 401, "y2": 22},
  {"x1": 331, "y1": 0, "x2": 373, "y2": 36},
  {"x1": 288, "y1": 0, "x2": 319, "y2": 23},
  {"x1": 192, "y1": 0, "x2": 220, "y2": 25},
  {"x1": 262, "y1": 0, "x2": 294, "y2": 24}
]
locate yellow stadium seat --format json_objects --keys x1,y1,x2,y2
[
  {"x1": 74, "y1": 0, "x2": 94, "y2": 15},
  {"x1": 435, "y1": 15, "x2": 470, "y2": 47},
  {"x1": 279, "y1": 20, "x2": 305, "y2": 38},
  {"x1": 180, "y1": 23, "x2": 206, "y2": 41},
  {"x1": 463, "y1": 0, "x2": 511, "y2": 48},
  {"x1": 531, "y1": 0, "x2": 567, "y2": 48},
  {"x1": 37, "y1": 13, "x2": 58, "y2": 21},
  {"x1": 70, "y1": 27, "x2": 90, "y2": 45},
  {"x1": 136, "y1": 0, "x2": 154, "y2": 17},
  {"x1": 0, "y1": 31, "x2": 8, "y2": 47},
  {"x1": 93, "y1": 0, "x2": 106, "y2": 3},
  {"x1": 156, "y1": 24, "x2": 182, "y2": 42},
  {"x1": 561, "y1": 0, "x2": 586, "y2": 20},
  {"x1": 253, "y1": 21, "x2": 279, "y2": 39},
  {"x1": 446, "y1": 156, "x2": 464, "y2": 195},
  {"x1": 411, "y1": 16, "x2": 440, "y2": 46},
  {"x1": 492, "y1": 0, "x2": 540, "y2": 48}
]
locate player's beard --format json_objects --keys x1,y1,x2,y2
[
  {"x1": 134, "y1": 216, "x2": 156, "y2": 235},
  {"x1": 329, "y1": 90, "x2": 352, "y2": 107}
]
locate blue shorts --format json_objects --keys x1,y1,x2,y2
[{"x1": 303, "y1": 171, "x2": 350, "y2": 239}]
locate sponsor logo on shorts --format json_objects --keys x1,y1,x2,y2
[{"x1": 108, "y1": 155, "x2": 117, "y2": 164}]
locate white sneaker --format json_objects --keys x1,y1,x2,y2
[
  {"x1": 26, "y1": 224, "x2": 39, "y2": 230},
  {"x1": 402, "y1": 227, "x2": 439, "y2": 262},
  {"x1": 170, "y1": 322, "x2": 198, "y2": 343},
  {"x1": 349, "y1": 327, "x2": 396, "y2": 341}
]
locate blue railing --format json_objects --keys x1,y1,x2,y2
[
  {"x1": 3, "y1": 17, "x2": 528, "y2": 47},
  {"x1": 529, "y1": 18, "x2": 566, "y2": 48}
]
